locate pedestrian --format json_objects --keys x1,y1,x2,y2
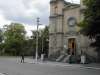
[
  {"x1": 80, "y1": 50, "x2": 86, "y2": 64},
  {"x1": 41, "y1": 53, "x2": 44, "y2": 62},
  {"x1": 21, "y1": 53, "x2": 24, "y2": 63},
  {"x1": 81, "y1": 54, "x2": 86, "y2": 64}
]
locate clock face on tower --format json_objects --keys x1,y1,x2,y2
[{"x1": 68, "y1": 17, "x2": 77, "y2": 26}]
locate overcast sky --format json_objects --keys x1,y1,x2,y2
[{"x1": 0, "y1": 0, "x2": 80, "y2": 36}]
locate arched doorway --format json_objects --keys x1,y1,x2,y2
[{"x1": 68, "y1": 38, "x2": 76, "y2": 55}]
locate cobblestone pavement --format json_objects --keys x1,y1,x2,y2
[{"x1": 0, "y1": 57, "x2": 100, "y2": 75}]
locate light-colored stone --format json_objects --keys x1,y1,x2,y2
[{"x1": 49, "y1": 0, "x2": 97, "y2": 60}]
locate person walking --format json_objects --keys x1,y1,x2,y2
[{"x1": 21, "y1": 53, "x2": 24, "y2": 63}]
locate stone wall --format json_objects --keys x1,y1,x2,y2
[{"x1": 49, "y1": 0, "x2": 97, "y2": 62}]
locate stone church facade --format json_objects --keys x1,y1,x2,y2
[{"x1": 49, "y1": 0, "x2": 97, "y2": 61}]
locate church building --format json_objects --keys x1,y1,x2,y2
[{"x1": 49, "y1": 0, "x2": 97, "y2": 62}]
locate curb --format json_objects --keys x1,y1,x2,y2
[
  {"x1": 26, "y1": 61, "x2": 82, "y2": 67},
  {"x1": 80, "y1": 66, "x2": 100, "y2": 70},
  {"x1": 25, "y1": 61, "x2": 100, "y2": 70},
  {"x1": 0, "y1": 73, "x2": 8, "y2": 75}
]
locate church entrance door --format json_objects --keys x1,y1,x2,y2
[{"x1": 68, "y1": 38, "x2": 76, "y2": 55}]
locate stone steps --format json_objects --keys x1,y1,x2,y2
[
  {"x1": 62, "y1": 55, "x2": 71, "y2": 63},
  {"x1": 56, "y1": 55, "x2": 66, "y2": 62}
]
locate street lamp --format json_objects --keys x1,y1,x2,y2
[{"x1": 35, "y1": 17, "x2": 41, "y2": 63}]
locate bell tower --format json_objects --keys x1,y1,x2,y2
[{"x1": 49, "y1": 0, "x2": 64, "y2": 58}]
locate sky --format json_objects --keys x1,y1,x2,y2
[{"x1": 0, "y1": 0, "x2": 80, "y2": 36}]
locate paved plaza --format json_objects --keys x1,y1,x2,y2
[{"x1": 0, "y1": 57, "x2": 100, "y2": 75}]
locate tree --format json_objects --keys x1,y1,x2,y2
[
  {"x1": 0, "y1": 29, "x2": 3, "y2": 43},
  {"x1": 80, "y1": 0, "x2": 100, "y2": 62},
  {"x1": 0, "y1": 28, "x2": 3, "y2": 42},
  {"x1": 41, "y1": 26, "x2": 49, "y2": 57},
  {"x1": 31, "y1": 26, "x2": 49, "y2": 58},
  {"x1": 3, "y1": 23, "x2": 26, "y2": 55},
  {"x1": 0, "y1": 29, "x2": 4, "y2": 54}
]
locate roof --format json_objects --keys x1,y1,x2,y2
[{"x1": 64, "y1": 1, "x2": 80, "y2": 10}]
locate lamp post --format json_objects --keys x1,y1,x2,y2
[{"x1": 35, "y1": 17, "x2": 41, "y2": 63}]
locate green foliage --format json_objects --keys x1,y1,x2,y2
[
  {"x1": 31, "y1": 26, "x2": 49, "y2": 57},
  {"x1": 81, "y1": 0, "x2": 100, "y2": 62},
  {"x1": 0, "y1": 29, "x2": 3, "y2": 43},
  {"x1": 0, "y1": 29, "x2": 4, "y2": 55},
  {"x1": 3, "y1": 23, "x2": 26, "y2": 55},
  {"x1": 81, "y1": 0, "x2": 100, "y2": 39},
  {"x1": 41, "y1": 26, "x2": 49, "y2": 57},
  {"x1": 0, "y1": 23, "x2": 49, "y2": 57}
]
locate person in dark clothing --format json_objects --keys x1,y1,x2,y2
[{"x1": 21, "y1": 53, "x2": 24, "y2": 63}]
